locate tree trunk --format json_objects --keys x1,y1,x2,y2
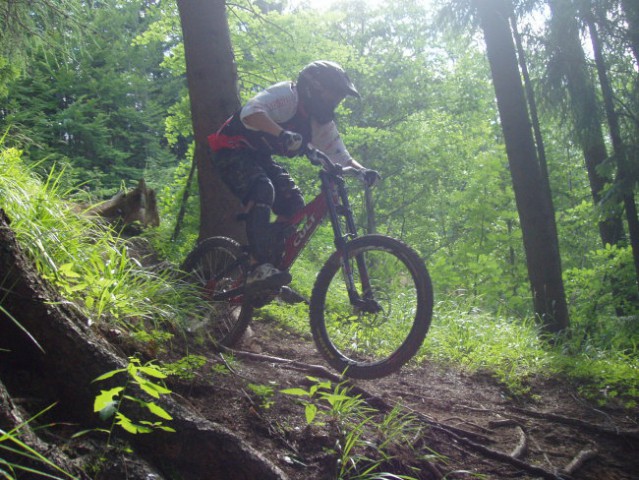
[
  {"x1": 510, "y1": 10, "x2": 552, "y2": 209},
  {"x1": 176, "y1": 0, "x2": 245, "y2": 243},
  {"x1": 0, "y1": 209, "x2": 288, "y2": 480},
  {"x1": 547, "y1": 0, "x2": 625, "y2": 250},
  {"x1": 621, "y1": 0, "x2": 639, "y2": 66},
  {"x1": 475, "y1": 0, "x2": 569, "y2": 332},
  {"x1": 587, "y1": 13, "x2": 639, "y2": 294}
]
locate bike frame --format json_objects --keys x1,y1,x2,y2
[
  {"x1": 279, "y1": 167, "x2": 372, "y2": 307},
  {"x1": 212, "y1": 160, "x2": 374, "y2": 307}
]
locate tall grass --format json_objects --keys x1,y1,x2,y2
[
  {"x1": 0, "y1": 146, "x2": 192, "y2": 334},
  {"x1": 423, "y1": 293, "x2": 638, "y2": 406}
]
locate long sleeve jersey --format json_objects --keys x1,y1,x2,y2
[{"x1": 208, "y1": 81, "x2": 354, "y2": 166}]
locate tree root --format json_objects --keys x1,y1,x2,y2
[
  {"x1": 561, "y1": 448, "x2": 597, "y2": 476},
  {"x1": 0, "y1": 210, "x2": 288, "y2": 480},
  {"x1": 511, "y1": 407, "x2": 639, "y2": 441},
  {"x1": 222, "y1": 346, "x2": 572, "y2": 480}
]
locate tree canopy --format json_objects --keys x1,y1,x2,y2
[{"x1": 2, "y1": 0, "x2": 639, "y2": 328}]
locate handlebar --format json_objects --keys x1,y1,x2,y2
[
  {"x1": 304, "y1": 146, "x2": 361, "y2": 176},
  {"x1": 305, "y1": 146, "x2": 335, "y2": 169},
  {"x1": 305, "y1": 146, "x2": 380, "y2": 187}
]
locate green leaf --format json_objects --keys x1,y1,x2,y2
[
  {"x1": 93, "y1": 387, "x2": 123, "y2": 415},
  {"x1": 93, "y1": 368, "x2": 126, "y2": 383},
  {"x1": 58, "y1": 263, "x2": 81, "y2": 278},
  {"x1": 138, "y1": 366, "x2": 167, "y2": 379},
  {"x1": 280, "y1": 388, "x2": 310, "y2": 397},
  {"x1": 305, "y1": 403, "x2": 318, "y2": 424},
  {"x1": 115, "y1": 413, "x2": 152, "y2": 434},
  {"x1": 134, "y1": 376, "x2": 171, "y2": 399},
  {"x1": 145, "y1": 402, "x2": 173, "y2": 420}
]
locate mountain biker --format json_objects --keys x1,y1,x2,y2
[{"x1": 208, "y1": 60, "x2": 377, "y2": 292}]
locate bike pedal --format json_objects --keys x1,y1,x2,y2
[{"x1": 279, "y1": 286, "x2": 308, "y2": 305}]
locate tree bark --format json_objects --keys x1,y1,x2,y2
[
  {"x1": 0, "y1": 209, "x2": 288, "y2": 480},
  {"x1": 587, "y1": 13, "x2": 639, "y2": 294},
  {"x1": 176, "y1": 0, "x2": 245, "y2": 243},
  {"x1": 475, "y1": 0, "x2": 569, "y2": 332},
  {"x1": 0, "y1": 378, "x2": 91, "y2": 479},
  {"x1": 621, "y1": 0, "x2": 639, "y2": 66},
  {"x1": 547, "y1": 0, "x2": 625, "y2": 251}
]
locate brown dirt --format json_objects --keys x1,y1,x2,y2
[{"x1": 163, "y1": 315, "x2": 639, "y2": 480}]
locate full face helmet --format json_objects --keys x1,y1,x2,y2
[{"x1": 297, "y1": 60, "x2": 360, "y2": 124}]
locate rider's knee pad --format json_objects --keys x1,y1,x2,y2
[
  {"x1": 273, "y1": 186, "x2": 304, "y2": 217},
  {"x1": 246, "y1": 176, "x2": 275, "y2": 207}
]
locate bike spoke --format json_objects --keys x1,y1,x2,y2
[
  {"x1": 310, "y1": 235, "x2": 432, "y2": 378},
  {"x1": 182, "y1": 238, "x2": 253, "y2": 346},
  {"x1": 325, "y1": 249, "x2": 419, "y2": 363}
]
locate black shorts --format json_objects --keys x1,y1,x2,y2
[{"x1": 213, "y1": 148, "x2": 304, "y2": 217}]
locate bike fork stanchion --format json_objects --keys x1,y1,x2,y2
[
  {"x1": 337, "y1": 173, "x2": 376, "y2": 304},
  {"x1": 323, "y1": 171, "x2": 376, "y2": 308}
]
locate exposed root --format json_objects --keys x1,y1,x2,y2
[
  {"x1": 223, "y1": 346, "x2": 568, "y2": 480},
  {"x1": 512, "y1": 407, "x2": 639, "y2": 440},
  {"x1": 561, "y1": 448, "x2": 598, "y2": 476}
]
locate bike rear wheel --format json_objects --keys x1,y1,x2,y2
[
  {"x1": 310, "y1": 235, "x2": 433, "y2": 379},
  {"x1": 181, "y1": 237, "x2": 253, "y2": 347}
]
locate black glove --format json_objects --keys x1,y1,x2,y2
[
  {"x1": 278, "y1": 130, "x2": 304, "y2": 156},
  {"x1": 361, "y1": 168, "x2": 381, "y2": 187}
]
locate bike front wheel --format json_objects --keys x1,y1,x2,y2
[
  {"x1": 181, "y1": 237, "x2": 253, "y2": 347},
  {"x1": 310, "y1": 235, "x2": 433, "y2": 379}
]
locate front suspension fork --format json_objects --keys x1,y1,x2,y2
[{"x1": 325, "y1": 178, "x2": 379, "y2": 313}]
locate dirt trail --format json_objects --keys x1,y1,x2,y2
[{"x1": 170, "y1": 317, "x2": 639, "y2": 480}]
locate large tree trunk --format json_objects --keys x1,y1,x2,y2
[
  {"x1": 621, "y1": 0, "x2": 639, "y2": 66},
  {"x1": 475, "y1": 0, "x2": 569, "y2": 332},
  {"x1": 547, "y1": 0, "x2": 625, "y2": 251},
  {"x1": 0, "y1": 210, "x2": 287, "y2": 480},
  {"x1": 176, "y1": 0, "x2": 245, "y2": 242},
  {"x1": 587, "y1": 13, "x2": 639, "y2": 295}
]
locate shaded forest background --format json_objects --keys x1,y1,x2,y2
[
  {"x1": 1, "y1": 0, "x2": 638, "y2": 421},
  {"x1": 1, "y1": 0, "x2": 639, "y2": 478}
]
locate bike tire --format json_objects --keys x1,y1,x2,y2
[
  {"x1": 310, "y1": 234, "x2": 433, "y2": 379},
  {"x1": 181, "y1": 237, "x2": 253, "y2": 347}
]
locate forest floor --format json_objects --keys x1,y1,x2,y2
[
  {"x1": 158, "y1": 313, "x2": 639, "y2": 480},
  {"x1": 2, "y1": 225, "x2": 638, "y2": 480}
]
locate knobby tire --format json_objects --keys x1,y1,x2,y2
[
  {"x1": 310, "y1": 235, "x2": 433, "y2": 379},
  {"x1": 181, "y1": 237, "x2": 253, "y2": 347}
]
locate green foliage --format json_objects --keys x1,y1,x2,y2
[
  {"x1": 282, "y1": 378, "x2": 423, "y2": 479},
  {"x1": 425, "y1": 294, "x2": 639, "y2": 405},
  {"x1": 0, "y1": 405, "x2": 77, "y2": 480},
  {"x1": 565, "y1": 244, "x2": 639, "y2": 319},
  {"x1": 0, "y1": 146, "x2": 196, "y2": 336},
  {"x1": 247, "y1": 383, "x2": 277, "y2": 410},
  {"x1": 161, "y1": 355, "x2": 207, "y2": 381},
  {"x1": 91, "y1": 357, "x2": 175, "y2": 442},
  {"x1": 144, "y1": 154, "x2": 201, "y2": 262},
  {"x1": 1, "y1": 0, "x2": 182, "y2": 194}
]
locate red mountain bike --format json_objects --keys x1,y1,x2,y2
[{"x1": 182, "y1": 148, "x2": 433, "y2": 379}]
